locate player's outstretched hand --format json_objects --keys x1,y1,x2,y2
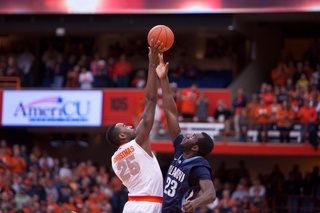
[
  {"x1": 148, "y1": 39, "x2": 163, "y2": 66},
  {"x1": 181, "y1": 200, "x2": 196, "y2": 213},
  {"x1": 155, "y1": 52, "x2": 169, "y2": 79}
]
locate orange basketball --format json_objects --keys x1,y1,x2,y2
[{"x1": 147, "y1": 25, "x2": 174, "y2": 52}]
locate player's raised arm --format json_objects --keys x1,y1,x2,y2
[
  {"x1": 135, "y1": 40, "x2": 162, "y2": 153},
  {"x1": 156, "y1": 53, "x2": 181, "y2": 141}
]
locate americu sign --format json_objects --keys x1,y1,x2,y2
[{"x1": 2, "y1": 90, "x2": 102, "y2": 126}]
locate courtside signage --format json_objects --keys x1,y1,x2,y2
[{"x1": 2, "y1": 91, "x2": 102, "y2": 126}]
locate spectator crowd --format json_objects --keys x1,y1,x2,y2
[{"x1": 0, "y1": 139, "x2": 319, "y2": 213}]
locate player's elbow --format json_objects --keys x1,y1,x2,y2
[
  {"x1": 207, "y1": 190, "x2": 216, "y2": 203},
  {"x1": 145, "y1": 96, "x2": 157, "y2": 104}
]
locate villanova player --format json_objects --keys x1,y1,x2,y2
[
  {"x1": 156, "y1": 53, "x2": 216, "y2": 213},
  {"x1": 106, "y1": 41, "x2": 164, "y2": 213}
]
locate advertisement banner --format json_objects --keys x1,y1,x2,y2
[
  {"x1": 2, "y1": 90, "x2": 102, "y2": 126},
  {"x1": 102, "y1": 90, "x2": 144, "y2": 126}
]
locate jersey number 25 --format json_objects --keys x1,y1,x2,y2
[{"x1": 117, "y1": 155, "x2": 140, "y2": 182}]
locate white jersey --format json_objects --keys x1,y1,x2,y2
[{"x1": 111, "y1": 140, "x2": 163, "y2": 197}]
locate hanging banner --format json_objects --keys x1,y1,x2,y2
[{"x1": 2, "y1": 90, "x2": 102, "y2": 126}]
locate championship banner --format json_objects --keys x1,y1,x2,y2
[{"x1": 2, "y1": 90, "x2": 102, "y2": 126}]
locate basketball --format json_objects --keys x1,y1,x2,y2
[{"x1": 147, "y1": 25, "x2": 174, "y2": 52}]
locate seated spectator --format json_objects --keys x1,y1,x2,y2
[
  {"x1": 246, "y1": 93, "x2": 259, "y2": 129},
  {"x1": 268, "y1": 96, "x2": 282, "y2": 130},
  {"x1": 62, "y1": 196, "x2": 78, "y2": 212},
  {"x1": 14, "y1": 186, "x2": 31, "y2": 210},
  {"x1": 180, "y1": 83, "x2": 199, "y2": 121},
  {"x1": 311, "y1": 63, "x2": 320, "y2": 89},
  {"x1": 292, "y1": 61, "x2": 305, "y2": 85},
  {"x1": 303, "y1": 59, "x2": 313, "y2": 78},
  {"x1": 44, "y1": 179, "x2": 58, "y2": 203},
  {"x1": 65, "y1": 65, "x2": 80, "y2": 88},
  {"x1": 113, "y1": 54, "x2": 132, "y2": 87},
  {"x1": 1, "y1": 139, "x2": 12, "y2": 156},
  {"x1": 195, "y1": 93, "x2": 209, "y2": 122},
  {"x1": 217, "y1": 189, "x2": 236, "y2": 213},
  {"x1": 240, "y1": 195, "x2": 258, "y2": 213},
  {"x1": 271, "y1": 61, "x2": 287, "y2": 87},
  {"x1": 79, "y1": 66, "x2": 94, "y2": 89},
  {"x1": 233, "y1": 88, "x2": 248, "y2": 138},
  {"x1": 214, "y1": 99, "x2": 232, "y2": 135},
  {"x1": 39, "y1": 151, "x2": 54, "y2": 173},
  {"x1": 17, "y1": 47, "x2": 35, "y2": 87},
  {"x1": 3, "y1": 56, "x2": 19, "y2": 77},
  {"x1": 297, "y1": 99, "x2": 318, "y2": 147},
  {"x1": 254, "y1": 99, "x2": 270, "y2": 142},
  {"x1": 250, "y1": 187, "x2": 264, "y2": 213},
  {"x1": 0, "y1": 146, "x2": 12, "y2": 172},
  {"x1": 93, "y1": 59, "x2": 113, "y2": 88},
  {"x1": 47, "y1": 193, "x2": 62, "y2": 213},
  {"x1": 249, "y1": 177, "x2": 266, "y2": 198},
  {"x1": 231, "y1": 183, "x2": 249, "y2": 202},
  {"x1": 260, "y1": 84, "x2": 275, "y2": 105},
  {"x1": 296, "y1": 73, "x2": 309, "y2": 88},
  {"x1": 277, "y1": 100, "x2": 296, "y2": 143},
  {"x1": 10, "y1": 147, "x2": 27, "y2": 175},
  {"x1": 239, "y1": 108, "x2": 249, "y2": 142},
  {"x1": 277, "y1": 85, "x2": 289, "y2": 104},
  {"x1": 90, "y1": 53, "x2": 101, "y2": 75},
  {"x1": 130, "y1": 69, "x2": 146, "y2": 88}
]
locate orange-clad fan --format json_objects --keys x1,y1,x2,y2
[
  {"x1": 254, "y1": 99, "x2": 271, "y2": 142},
  {"x1": 297, "y1": 99, "x2": 318, "y2": 145},
  {"x1": 0, "y1": 147, "x2": 12, "y2": 171},
  {"x1": 277, "y1": 100, "x2": 296, "y2": 143},
  {"x1": 1, "y1": 139, "x2": 12, "y2": 156},
  {"x1": 260, "y1": 84, "x2": 275, "y2": 105},
  {"x1": 47, "y1": 193, "x2": 62, "y2": 213},
  {"x1": 297, "y1": 100, "x2": 317, "y2": 124},
  {"x1": 10, "y1": 148, "x2": 27, "y2": 175},
  {"x1": 62, "y1": 196, "x2": 79, "y2": 213},
  {"x1": 268, "y1": 96, "x2": 282, "y2": 127},
  {"x1": 179, "y1": 83, "x2": 200, "y2": 121},
  {"x1": 271, "y1": 62, "x2": 287, "y2": 86},
  {"x1": 246, "y1": 93, "x2": 259, "y2": 128}
]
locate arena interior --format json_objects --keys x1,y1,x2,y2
[{"x1": 0, "y1": 0, "x2": 319, "y2": 212}]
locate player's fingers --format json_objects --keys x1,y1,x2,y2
[
  {"x1": 158, "y1": 53, "x2": 164, "y2": 63},
  {"x1": 150, "y1": 38, "x2": 154, "y2": 47},
  {"x1": 165, "y1": 62, "x2": 169, "y2": 70},
  {"x1": 158, "y1": 42, "x2": 164, "y2": 51}
]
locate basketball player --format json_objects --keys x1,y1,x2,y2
[
  {"x1": 156, "y1": 53, "x2": 216, "y2": 213},
  {"x1": 106, "y1": 40, "x2": 163, "y2": 213}
]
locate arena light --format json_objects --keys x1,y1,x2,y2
[
  {"x1": 183, "y1": 3, "x2": 212, "y2": 13},
  {"x1": 66, "y1": 0, "x2": 99, "y2": 13}
]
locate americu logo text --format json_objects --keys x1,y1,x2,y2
[{"x1": 13, "y1": 96, "x2": 90, "y2": 122}]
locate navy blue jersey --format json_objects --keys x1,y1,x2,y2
[{"x1": 162, "y1": 134, "x2": 212, "y2": 213}]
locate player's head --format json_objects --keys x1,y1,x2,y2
[
  {"x1": 180, "y1": 132, "x2": 214, "y2": 157},
  {"x1": 106, "y1": 123, "x2": 136, "y2": 147}
]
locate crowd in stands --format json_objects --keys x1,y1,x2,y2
[
  {"x1": 0, "y1": 36, "x2": 237, "y2": 89},
  {"x1": 0, "y1": 139, "x2": 319, "y2": 213},
  {"x1": 152, "y1": 59, "x2": 320, "y2": 148}
]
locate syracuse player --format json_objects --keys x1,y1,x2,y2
[{"x1": 106, "y1": 40, "x2": 163, "y2": 213}]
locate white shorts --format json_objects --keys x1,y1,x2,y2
[{"x1": 123, "y1": 201, "x2": 162, "y2": 213}]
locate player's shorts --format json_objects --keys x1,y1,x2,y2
[{"x1": 123, "y1": 196, "x2": 162, "y2": 213}]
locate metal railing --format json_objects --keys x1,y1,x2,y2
[{"x1": 0, "y1": 76, "x2": 21, "y2": 89}]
